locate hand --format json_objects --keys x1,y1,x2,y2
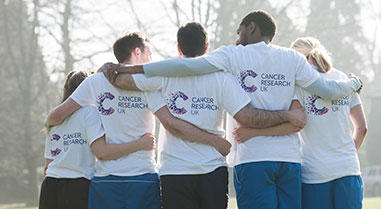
[
  {"x1": 232, "y1": 126, "x2": 254, "y2": 143},
  {"x1": 348, "y1": 73, "x2": 363, "y2": 94},
  {"x1": 138, "y1": 133, "x2": 155, "y2": 151},
  {"x1": 214, "y1": 138, "x2": 232, "y2": 156},
  {"x1": 97, "y1": 62, "x2": 117, "y2": 73},
  {"x1": 286, "y1": 108, "x2": 306, "y2": 129}
]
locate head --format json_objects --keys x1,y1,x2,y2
[
  {"x1": 236, "y1": 10, "x2": 277, "y2": 46},
  {"x1": 61, "y1": 70, "x2": 90, "y2": 103},
  {"x1": 177, "y1": 22, "x2": 209, "y2": 57},
  {"x1": 291, "y1": 37, "x2": 332, "y2": 73},
  {"x1": 113, "y1": 32, "x2": 152, "y2": 65}
]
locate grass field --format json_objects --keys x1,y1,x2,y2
[{"x1": 1, "y1": 197, "x2": 380, "y2": 209}]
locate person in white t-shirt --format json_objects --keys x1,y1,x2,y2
[
  {"x1": 98, "y1": 11, "x2": 363, "y2": 209},
  {"x1": 45, "y1": 33, "x2": 232, "y2": 209},
  {"x1": 291, "y1": 37, "x2": 366, "y2": 209},
  {"x1": 101, "y1": 22, "x2": 311, "y2": 209},
  {"x1": 40, "y1": 70, "x2": 155, "y2": 209},
  {"x1": 233, "y1": 37, "x2": 367, "y2": 209}
]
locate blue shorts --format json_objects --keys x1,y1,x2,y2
[
  {"x1": 234, "y1": 161, "x2": 301, "y2": 209},
  {"x1": 302, "y1": 175, "x2": 363, "y2": 209},
  {"x1": 88, "y1": 173, "x2": 161, "y2": 209}
]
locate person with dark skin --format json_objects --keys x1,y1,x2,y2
[{"x1": 99, "y1": 10, "x2": 362, "y2": 209}]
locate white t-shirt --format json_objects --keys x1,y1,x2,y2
[
  {"x1": 133, "y1": 72, "x2": 251, "y2": 175},
  {"x1": 70, "y1": 73, "x2": 165, "y2": 177},
  {"x1": 204, "y1": 42, "x2": 320, "y2": 165},
  {"x1": 45, "y1": 106, "x2": 104, "y2": 180},
  {"x1": 295, "y1": 68, "x2": 361, "y2": 183}
]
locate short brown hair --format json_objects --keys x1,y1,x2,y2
[
  {"x1": 177, "y1": 22, "x2": 208, "y2": 57},
  {"x1": 113, "y1": 32, "x2": 149, "y2": 63},
  {"x1": 240, "y1": 10, "x2": 277, "y2": 41}
]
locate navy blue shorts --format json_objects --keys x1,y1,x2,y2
[
  {"x1": 234, "y1": 161, "x2": 301, "y2": 209},
  {"x1": 302, "y1": 175, "x2": 363, "y2": 209},
  {"x1": 88, "y1": 173, "x2": 161, "y2": 209}
]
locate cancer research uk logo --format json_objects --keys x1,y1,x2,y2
[
  {"x1": 305, "y1": 95, "x2": 329, "y2": 116},
  {"x1": 167, "y1": 91, "x2": 219, "y2": 115},
  {"x1": 97, "y1": 92, "x2": 115, "y2": 115},
  {"x1": 305, "y1": 95, "x2": 351, "y2": 116},
  {"x1": 168, "y1": 91, "x2": 188, "y2": 114},
  {"x1": 50, "y1": 148, "x2": 62, "y2": 157},
  {"x1": 239, "y1": 70, "x2": 291, "y2": 93},
  {"x1": 50, "y1": 134, "x2": 61, "y2": 141}
]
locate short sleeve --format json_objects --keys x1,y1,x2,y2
[
  {"x1": 144, "y1": 91, "x2": 166, "y2": 113},
  {"x1": 220, "y1": 73, "x2": 251, "y2": 116},
  {"x1": 203, "y1": 45, "x2": 235, "y2": 73},
  {"x1": 350, "y1": 93, "x2": 361, "y2": 108},
  {"x1": 132, "y1": 74, "x2": 164, "y2": 92},
  {"x1": 44, "y1": 134, "x2": 52, "y2": 159},
  {"x1": 83, "y1": 106, "x2": 105, "y2": 145},
  {"x1": 70, "y1": 77, "x2": 94, "y2": 106},
  {"x1": 294, "y1": 52, "x2": 320, "y2": 88}
]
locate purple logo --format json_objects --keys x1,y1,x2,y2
[
  {"x1": 50, "y1": 148, "x2": 62, "y2": 157},
  {"x1": 97, "y1": 92, "x2": 115, "y2": 115},
  {"x1": 306, "y1": 95, "x2": 329, "y2": 116},
  {"x1": 50, "y1": 134, "x2": 61, "y2": 141},
  {"x1": 168, "y1": 91, "x2": 188, "y2": 114},
  {"x1": 240, "y1": 70, "x2": 258, "y2": 93}
]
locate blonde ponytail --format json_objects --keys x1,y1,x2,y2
[{"x1": 291, "y1": 37, "x2": 332, "y2": 73}]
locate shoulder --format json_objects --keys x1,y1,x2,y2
[{"x1": 326, "y1": 68, "x2": 348, "y2": 79}]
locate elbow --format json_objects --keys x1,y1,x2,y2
[
  {"x1": 162, "y1": 119, "x2": 182, "y2": 137},
  {"x1": 94, "y1": 151, "x2": 106, "y2": 161},
  {"x1": 359, "y1": 126, "x2": 368, "y2": 137}
]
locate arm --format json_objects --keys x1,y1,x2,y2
[
  {"x1": 90, "y1": 134, "x2": 155, "y2": 161},
  {"x1": 155, "y1": 106, "x2": 231, "y2": 156},
  {"x1": 233, "y1": 104, "x2": 306, "y2": 129},
  {"x1": 349, "y1": 104, "x2": 367, "y2": 151},
  {"x1": 114, "y1": 73, "x2": 140, "y2": 91},
  {"x1": 304, "y1": 76, "x2": 362, "y2": 100},
  {"x1": 43, "y1": 158, "x2": 53, "y2": 177},
  {"x1": 233, "y1": 123, "x2": 301, "y2": 143},
  {"x1": 100, "y1": 57, "x2": 220, "y2": 78},
  {"x1": 232, "y1": 100, "x2": 304, "y2": 143},
  {"x1": 45, "y1": 98, "x2": 81, "y2": 129}
]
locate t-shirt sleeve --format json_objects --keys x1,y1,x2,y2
[
  {"x1": 203, "y1": 45, "x2": 235, "y2": 73},
  {"x1": 83, "y1": 106, "x2": 105, "y2": 146},
  {"x1": 132, "y1": 74, "x2": 164, "y2": 92},
  {"x1": 44, "y1": 134, "x2": 52, "y2": 159},
  {"x1": 350, "y1": 93, "x2": 362, "y2": 108},
  {"x1": 145, "y1": 91, "x2": 166, "y2": 113},
  {"x1": 220, "y1": 74, "x2": 252, "y2": 116},
  {"x1": 70, "y1": 77, "x2": 94, "y2": 106},
  {"x1": 294, "y1": 52, "x2": 320, "y2": 88}
]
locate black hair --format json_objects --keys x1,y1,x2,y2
[
  {"x1": 240, "y1": 10, "x2": 277, "y2": 41},
  {"x1": 177, "y1": 22, "x2": 208, "y2": 57}
]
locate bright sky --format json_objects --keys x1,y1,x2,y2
[{"x1": 32, "y1": 0, "x2": 380, "y2": 82}]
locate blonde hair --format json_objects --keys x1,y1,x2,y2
[{"x1": 291, "y1": 37, "x2": 332, "y2": 73}]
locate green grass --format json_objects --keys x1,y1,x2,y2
[{"x1": 1, "y1": 197, "x2": 380, "y2": 209}]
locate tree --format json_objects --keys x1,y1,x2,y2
[{"x1": 0, "y1": 0, "x2": 55, "y2": 206}]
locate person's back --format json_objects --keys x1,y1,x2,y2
[
  {"x1": 45, "y1": 106, "x2": 102, "y2": 179},
  {"x1": 134, "y1": 71, "x2": 248, "y2": 175},
  {"x1": 40, "y1": 70, "x2": 105, "y2": 209},
  {"x1": 207, "y1": 42, "x2": 316, "y2": 165},
  {"x1": 71, "y1": 72, "x2": 161, "y2": 176},
  {"x1": 297, "y1": 68, "x2": 360, "y2": 182}
]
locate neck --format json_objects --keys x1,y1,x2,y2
[{"x1": 248, "y1": 36, "x2": 270, "y2": 45}]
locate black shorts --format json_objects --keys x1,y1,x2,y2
[
  {"x1": 39, "y1": 177, "x2": 90, "y2": 209},
  {"x1": 160, "y1": 166, "x2": 228, "y2": 209}
]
